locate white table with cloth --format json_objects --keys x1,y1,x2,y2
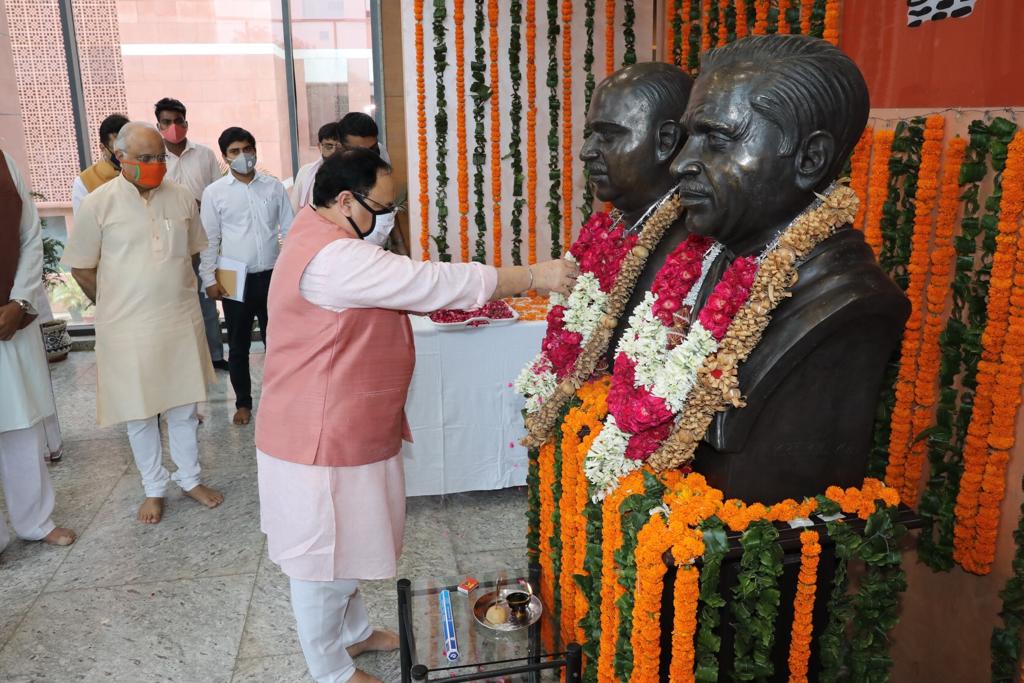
[{"x1": 401, "y1": 315, "x2": 546, "y2": 496}]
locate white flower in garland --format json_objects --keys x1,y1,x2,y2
[
  {"x1": 583, "y1": 416, "x2": 642, "y2": 501},
  {"x1": 651, "y1": 323, "x2": 717, "y2": 412},
  {"x1": 562, "y1": 273, "x2": 607, "y2": 338},
  {"x1": 616, "y1": 294, "x2": 670, "y2": 387},
  {"x1": 514, "y1": 355, "x2": 557, "y2": 413}
]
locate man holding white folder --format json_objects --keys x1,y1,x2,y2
[{"x1": 200, "y1": 127, "x2": 293, "y2": 426}]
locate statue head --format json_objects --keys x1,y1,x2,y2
[
  {"x1": 580, "y1": 62, "x2": 693, "y2": 217},
  {"x1": 671, "y1": 35, "x2": 869, "y2": 255}
]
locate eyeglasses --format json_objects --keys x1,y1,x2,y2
[
  {"x1": 353, "y1": 192, "x2": 397, "y2": 214},
  {"x1": 130, "y1": 153, "x2": 169, "y2": 163},
  {"x1": 319, "y1": 142, "x2": 340, "y2": 154}
]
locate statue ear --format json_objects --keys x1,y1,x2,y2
[
  {"x1": 655, "y1": 120, "x2": 684, "y2": 164},
  {"x1": 794, "y1": 130, "x2": 835, "y2": 191}
]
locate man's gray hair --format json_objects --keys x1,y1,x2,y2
[
  {"x1": 113, "y1": 121, "x2": 161, "y2": 154},
  {"x1": 699, "y1": 34, "x2": 869, "y2": 181},
  {"x1": 599, "y1": 62, "x2": 694, "y2": 123}
]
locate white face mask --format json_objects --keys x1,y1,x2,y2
[
  {"x1": 230, "y1": 152, "x2": 256, "y2": 175},
  {"x1": 363, "y1": 210, "x2": 396, "y2": 247}
]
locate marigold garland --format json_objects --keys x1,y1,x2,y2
[
  {"x1": 849, "y1": 127, "x2": 873, "y2": 231},
  {"x1": 823, "y1": 0, "x2": 839, "y2": 44},
  {"x1": 630, "y1": 514, "x2": 673, "y2": 682},
  {"x1": 787, "y1": 530, "x2": 821, "y2": 683},
  {"x1": 558, "y1": 407, "x2": 581, "y2": 644},
  {"x1": 777, "y1": 0, "x2": 791, "y2": 34},
  {"x1": 604, "y1": 0, "x2": 615, "y2": 76},
  {"x1": 799, "y1": 0, "x2": 813, "y2": 34},
  {"x1": 670, "y1": 564, "x2": 700, "y2": 683},
  {"x1": 538, "y1": 442, "x2": 557, "y2": 642},
  {"x1": 487, "y1": 0, "x2": 503, "y2": 266},
  {"x1": 717, "y1": 0, "x2": 729, "y2": 45},
  {"x1": 414, "y1": 0, "x2": 430, "y2": 261},
  {"x1": 971, "y1": 129, "x2": 1024, "y2": 573},
  {"x1": 680, "y1": 0, "x2": 693, "y2": 67},
  {"x1": 753, "y1": 0, "x2": 769, "y2": 34},
  {"x1": 526, "y1": 0, "x2": 538, "y2": 265},
  {"x1": 666, "y1": 0, "x2": 678, "y2": 63},
  {"x1": 561, "y1": 0, "x2": 574, "y2": 254},
  {"x1": 735, "y1": 0, "x2": 749, "y2": 37},
  {"x1": 885, "y1": 115, "x2": 945, "y2": 504},
  {"x1": 454, "y1": 0, "x2": 470, "y2": 262},
  {"x1": 701, "y1": 0, "x2": 712, "y2": 52},
  {"x1": 954, "y1": 128, "x2": 1024, "y2": 574},
  {"x1": 863, "y1": 128, "x2": 895, "y2": 258}
]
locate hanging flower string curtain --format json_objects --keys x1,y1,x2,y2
[
  {"x1": 414, "y1": 0, "x2": 430, "y2": 261},
  {"x1": 488, "y1": 0, "x2": 503, "y2": 266}
]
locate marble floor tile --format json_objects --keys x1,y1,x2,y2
[
  {"x1": 455, "y1": 546, "x2": 532, "y2": 576},
  {"x1": 400, "y1": 496, "x2": 459, "y2": 579},
  {"x1": 231, "y1": 653, "x2": 310, "y2": 683},
  {"x1": 0, "y1": 575, "x2": 255, "y2": 683},
  {"x1": 0, "y1": 590, "x2": 36, "y2": 651},
  {"x1": 237, "y1": 559, "x2": 301, "y2": 659},
  {"x1": 47, "y1": 467, "x2": 263, "y2": 591},
  {"x1": 443, "y1": 487, "x2": 529, "y2": 554}
]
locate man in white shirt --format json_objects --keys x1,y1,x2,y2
[
  {"x1": 155, "y1": 97, "x2": 228, "y2": 372},
  {"x1": 290, "y1": 122, "x2": 341, "y2": 214},
  {"x1": 201, "y1": 127, "x2": 294, "y2": 426}
]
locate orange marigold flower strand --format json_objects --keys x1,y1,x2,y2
[
  {"x1": 777, "y1": 0, "x2": 791, "y2": 34},
  {"x1": 562, "y1": 0, "x2": 574, "y2": 254},
  {"x1": 753, "y1": 0, "x2": 769, "y2": 34},
  {"x1": 799, "y1": 0, "x2": 813, "y2": 35},
  {"x1": 700, "y1": 0, "x2": 712, "y2": 52},
  {"x1": 538, "y1": 442, "x2": 557, "y2": 633},
  {"x1": 787, "y1": 530, "x2": 821, "y2": 683},
  {"x1": 454, "y1": 0, "x2": 470, "y2": 262},
  {"x1": 488, "y1": 0, "x2": 503, "y2": 266},
  {"x1": 414, "y1": 0, "x2": 430, "y2": 261},
  {"x1": 669, "y1": 565, "x2": 700, "y2": 683},
  {"x1": 681, "y1": 0, "x2": 693, "y2": 68},
  {"x1": 631, "y1": 514, "x2": 674, "y2": 682},
  {"x1": 666, "y1": 0, "x2": 677, "y2": 62},
  {"x1": 967, "y1": 130, "x2": 1024, "y2": 573},
  {"x1": 735, "y1": 0, "x2": 748, "y2": 38},
  {"x1": 559, "y1": 407, "x2": 581, "y2": 642},
  {"x1": 886, "y1": 115, "x2": 945, "y2": 504},
  {"x1": 849, "y1": 127, "x2": 873, "y2": 231},
  {"x1": 823, "y1": 0, "x2": 840, "y2": 44},
  {"x1": 526, "y1": 0, "x2": 539, "y2": 265},
  {"x1": 717, "y1": 0, "x2": 729, "y2": 45},
  {"x1": 605, "y1": 0, "x2": 616, "y2": 76},
  {"x1": 863, "y1": 128, "x2": 895, "y2": 258}
]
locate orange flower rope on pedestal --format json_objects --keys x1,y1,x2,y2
[
  {"x1": 562, "y1": 0, "x2": 574, "y2": 254},
  {"x1": 488, "y1": 0, "x2": 503, "y2": 266},
  {"x1": 596, "y1": 469, "x2": 648, "y2": 681},
  {"x1": 700, "y1": 0, "x2": 712, "y2": 52},
  {"x1": 753, "y1": 0, "x2": 769, "y2": 34},
  {"x1": 631, "y1": 514, "x2": 673, "y2": 683},
  {"x1": 864, "y1": 128, "x2": 894, "y2": 259},
  {"x1": 964, "y1": 130, "x2": 1024, "y2": 573},
  {"x1": 823, "y1": 0, "x2": 840, "y2": 44},
  {"x1": 735, "y1": 0, "x2": 748, "y2": 38},
  {"x1": 885, "y1": 115, "x2": 945, "y2": 503},
  {"x1": 849, "y1": 127, "x2": 873, "y2": 231},
  {"x1": 526, "y1": 0, "x2": 538, "y2": 265},
  {"x1": 538, "y1": 442, "x2": 557, "y2": 643},
  {"x1": 799, "y1": 0, "x2": 813, "y2": 35},
  {"x1": 787, "y1": 530, "x2": 821, "y2": 683},
  {"x1": 454, "y1": 0, "x2": 470, "y2": 262},
  {"x1": 717, "y1": 0, "x2": 729, "y2": 46},
  {"x1": 558, "y1": 406, "x2": 583, "y2": 642},
  {"x1": 414, "y1": 0, "x2": 430, "y2": 261},
  {"x1": 669, "y1": 565, "x2": 700, "y2": 683},
  {"x1": 681, "y1": 0, "x2": 693, "y2": 68},
  {"x1": 605, "y1": 0, "x2": 616, "y2": 76}
]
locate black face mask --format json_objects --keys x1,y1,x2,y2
[
  {"x1": 108, "y1": 147, "x2": 121, "y2": 170},
  {"x1": 345, "y1": 192, "x2": 393, "y2": 239}
]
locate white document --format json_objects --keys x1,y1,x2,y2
[{"x1": 216, "y1": 256, "x2": 248, "y2": 302}]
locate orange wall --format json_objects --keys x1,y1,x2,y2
[{"x1": 841, "y1": 0, "x2": 1024, "y2": 108}]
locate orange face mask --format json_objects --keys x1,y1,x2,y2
[{"x1": 121, "y1": 160, "x2": 167, "y2": 189}]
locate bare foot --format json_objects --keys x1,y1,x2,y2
[
  {"x1": 347, "y1": 670, "x2": 383, "y2": 683},
  {"x1": 184, "y1": 484, "x2": 224, "y2": 509},
  {"x1": 232, "y1": 407, "x2": 252, "y2": 425},
  {"x1": 138, "y1": 497, "x2": 165, "y2": 524},
  {"x1": 197, "y1": 413, "x2": 205, "y2": 424},
  {"x1": 347, "y1": 630, "x2": 400, "y2": 658},
  {"x1": 42, "y1": 527, "x2": 77, "y2": 545}
]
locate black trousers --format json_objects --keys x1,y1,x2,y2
[{"x1": 221, "y1": 269, "x2": 273, "y2": 410}]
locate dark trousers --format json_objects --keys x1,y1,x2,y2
[{"x1": 222, "y1": 269, "x2": 273, "y2": 410}]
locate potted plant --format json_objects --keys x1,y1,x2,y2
[{"x1": 39, "y1": 234, "x2": 73, "y2": 362}]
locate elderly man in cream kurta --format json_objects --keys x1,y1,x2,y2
[{"x1": 64, "y1": 122, "x2": 224, "y2": 524}]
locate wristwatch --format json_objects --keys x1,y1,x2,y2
[{"x1": 11, "y1": 298, "x2": 37, "y2": 316}]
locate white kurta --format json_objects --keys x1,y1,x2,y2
[
  {"x1": 258, "y1": 238, "x2": 497, "y2": 581},
  {"x1": 63, "y1": 175, "x2": 215, "y2": 426},
  {"x1": 0, "y1": 152, "x2": 55, "y2": 433}
]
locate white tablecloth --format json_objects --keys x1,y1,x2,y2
[{"x1": 401, "y1": 316, "x2": 545, "y2": 496}]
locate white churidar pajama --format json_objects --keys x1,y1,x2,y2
[
  {"x1": 290, "y1": 577, "x2": 373, "y2": 683},
  {"x1": 125, "y1": 403, "x2": 202, "y2": 498},
  {"x1": 0, "y1": 422, "x2": 56, "y2": 553}
]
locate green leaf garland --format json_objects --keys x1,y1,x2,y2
[
  {"x1": 687, "y1": 0, "x2": 700, "y2": 72},
  {"x1": 730, "y1": 520, "x2": 785, "y2": 681},
  {"x1": 671, "y1": 0, "x2": 684, "y2": 66},
  {"x1": 622, "y1": 0, "x2": 637, "y2": 65},
  {"x1": 546, "y1": 0, "x2": 562, "y2": 257},
  {"x1": 695, "y1": 518, "x2": 728, "y2": 682},
  {"x1": 810, "y1": 0, "x2": 827, "y2": 37},
  {"x1": 527, "y1": 446, "x2": 541, "y2": 563},
  {"x1": 432, "y1": 0, "x2": 452, "y2": 261},
  {"x1": 578, "y1": 0, "x2": 597, "y2": 224},
  {"x1": 509, "y1": 0, "x2": 525, "y2": 265},
  {"x1": 470, "y1": 0, "x2": 489, "y2": 263},
  {"x1": 579, "y1": 497, "x2": 604, "y2": 683},
  {"x1": 991, "y1": 475, "x2": 1024, "y2": 682}
]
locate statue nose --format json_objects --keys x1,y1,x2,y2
[{"x1": 671, "y1": 157, "x2": 700, "y2": 181}]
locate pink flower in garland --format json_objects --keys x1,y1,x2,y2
[
  {"x1": 698, "y1": 256, "x2": 758, "y2": 340},
  {"x1": 570, "y1": 212, "x2": 637, "y2": 291},
  {"x1": 542, "y1": 305, "x2": 584, "y2": 378},
  {"x1": 625, "y1": 421, "x2": 674, "y2": 460},
  {"x1": 607, "y1": 354, "x2": 674, "y2": 435},
  {"x1": 651, "y1": 235, "x2": 715, "y2": 325}
]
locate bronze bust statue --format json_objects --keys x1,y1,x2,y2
[
  {"x1": 578, "y1": 62, "x2": 694, "y2": 361},
  {"x1": 670, "y1": 35, "x2": 910, "y2": 503}
]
